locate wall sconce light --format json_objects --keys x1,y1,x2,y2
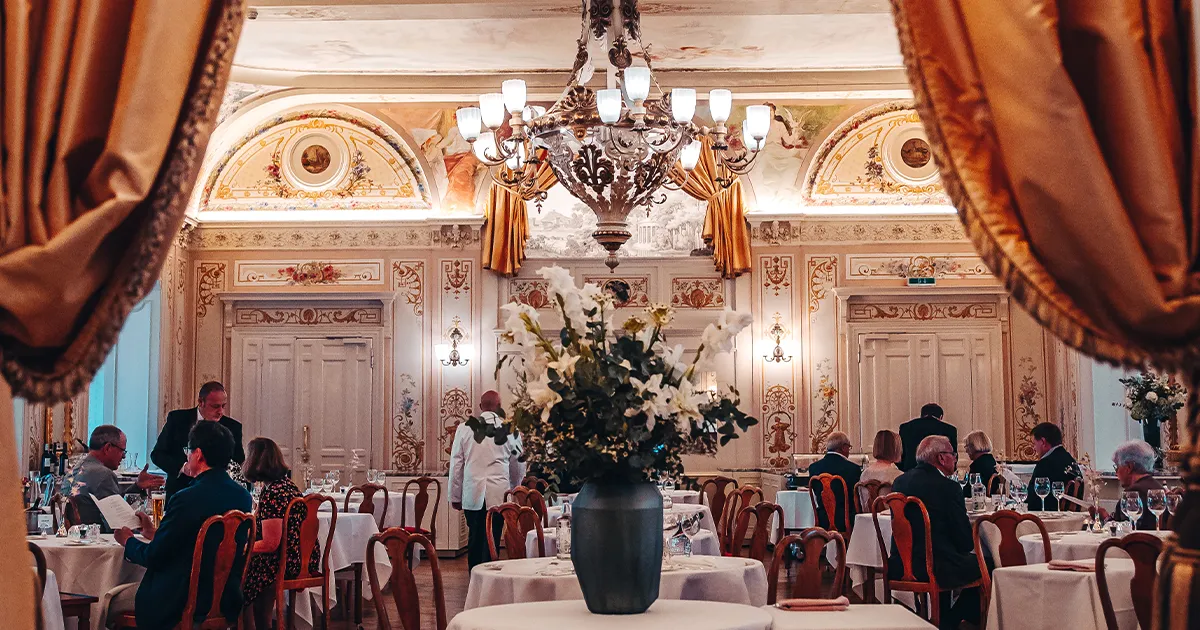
[
  {"x1": 763, "y1": 320, "x2": 792, "y2": 363},
  {"x1": 436, "y1": 317, "x2": 473, "y2": 367}
]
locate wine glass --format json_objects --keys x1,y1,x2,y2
[
  {"x1": 1122, "y1": 491, "x2": 1144, "y2": 530},
  {"x1": 1147, "y1": 489, "x2": 1168, "y2": 531},
  {"x1": 664, "y1": 478, "x2": 676, "y2": 493},
  {"x1": 1033, "y1": 477, "x2": 1051, "y2": 511},
  {"x1": 367, "y1": 469, "x2": 379, "y2": 484},
  {"x1": 1051, "y1": 481, "x2": 1065, "y2": 512},
  {"x1": 1167, "y1": 491, "x2": 1183, "y2": 519},
  {"x1": 330, "y1": 469, "x2": 341, "y2": 492}
]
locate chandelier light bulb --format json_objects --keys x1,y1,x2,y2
[
  {"x1": 744, "y1": 105, "x2": 771, "y2": 141},
  {"x1": 709, "y1": 89, "x2": 732, "y2": 123},
  {"x1": 505, "y1": 140, "x2": 527, "y2": 170},
  {"x1": 502, "y1": 79, "x2": 528, "y2": 114},
  {"x1": 624, "y1": 66, "x2": 652, "y2": 102},
  {"x1": 455, "y1": 107, "x2": 482, "y2": 142},
  {"x1": 473, "y1": 131, "x2": 498, "y2": 161},
  {"x1": 597, "y1": 89, "x2": 623, "y2": 124},
  {"x1": 524, "y1": 105, "x2": 547, "y2": 120},
  {"x1": 680, "y1": 140, "x2": 702, "y2": 171},
  {"x1": 479, "y1": 93, "x2": 506, "y2": 128},
  {"x1": 742, "y1": 120, "x2": 765, "y2": 152},
  {"x1": 671, "y1": 88, "x2": 696, "y2": 123}
]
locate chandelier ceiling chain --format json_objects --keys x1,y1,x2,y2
[{"x1": 456, "y1": 0, "x2": 770, "y2": 270}]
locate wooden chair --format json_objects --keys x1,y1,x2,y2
[
  {"x1": 972, "y1": 510, "x2": 1050, "y2": 568},
  {"x1": 486, "y1": 503, "x2": 545, "y2": 560},
  {"x1": 1063, "y1": 479, "x2": 1085, "y2": 512},
  {"x1": 1097, "y1": 532, "x2": 1164, "y2": 630},
  {"x1": 29, "y1": 542, "x2": 46, "y2": 630},
  {"x1": 854, "y1": 480, "x2": 892, "y2": 514},
  {"x1": 367, "y1": 528, "x2": 447, "y2": 630},
  {"x1": 873, "y1": 493, "x2": 987, "y2": 628},
  {"x1": 521, "y1": 475, "x2": 550, "y2": 494},
  {"x1": 276, "y1": 495, "x2": 335, "y2": 630},
  {"x1": 767, "y1": 528, "x2": 846, "y2": 604},
  {"x1": 339, "y1": 483, "x2": 391, "y2": 626},
  {"x1": 111, "y1": 511, "x2": 256, "y2": 630},
  {"x1": 723, "y1": 485, "x2": 764, "y2": 554},
  {"x1": 511, "y1": 487, "x2": 549, "y2": 528},
  {"x1": 729, "y1": 501, "x2": 784, "y2": 563},
  {"x1": 700, "y1": 476, "x2": 739, "y2": 547},
  {"x1": 809, "y1": 474, "x2": 852, "y2": 536},
  {"x1": 400, "y1": 477, "x2": 442, "y2": 544},
  {"x1": 987, "y1": 474, "x2": 1008, "y2": 496}
]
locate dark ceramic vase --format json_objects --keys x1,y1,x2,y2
[{"x1": 570, "y1": 479, "x2": 663, "y2": 614}]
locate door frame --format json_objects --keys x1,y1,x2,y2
[
  {"x1": 220, "y1": 291, "x2": 394, "y2": 471},
  {"x1": 833, "y1": 286, "x2": 1012, "y2": 457}
]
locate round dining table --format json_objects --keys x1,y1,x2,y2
[
  {"x1": 764, "y1": 603, "x2": 936, "y2": 630},
  {"x1": 463, "y1": 555, "x2": 769, "y2": 610},
  {"x1": 985, "y1": 558, "x2": 1137, "y2": 630},
  {"x1": 1019, "y1": 529, "x2": 1172, "y2": 564},
  {"x1": 30, "y1": 534, "x2": 145, "y2": 630},
  {"x1": 450, "y1": 600, "x2": 773, "y2": 630}
]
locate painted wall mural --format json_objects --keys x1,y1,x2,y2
[
  {"x1": 233, "y1": 260, "x2": 384, "y2": 287},
  {"x1": 392, "y1": 373, "x2": 425, "y2": 472},
  {"x1": 437, "y1": 258, "x2": 476, "y2": 471},
  {"x1": 847, "y1": 254, "x2": 991, "y2": 280},
  {"x1": 375, "y1": 105, "x2": 487, "y2": 214},
  {"x1": 670, "y1": 278, "x2": 726, "y2": 310},
  {"x1": 805, "y1": 256, "x2": 840, "y2": 452},
  {"x1": 757, "y1": 253, "x2": 800, "y2": 468},
  {"x1": 391, "y1": 259, "x2": 427, "y2": 473}
]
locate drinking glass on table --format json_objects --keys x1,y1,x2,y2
[
  {"x1": 1168, "y1": 491, "x2": 1183, "y2": 519},
  {"x1": 1122, "y1": 491, "x2": 1144, "y2": 530},
  {"x1": 1033, "y1": 477, "x2": 1051, "y2": 511},
  {"x1": 1051, "y1": 481, "x2": 1065, "y2": 512},
  {"x1": 664, "y1": 478, "x2": 676, "y2": 493},
  {"x1": 1147, "y1": 489, "x2": 1168, "y2": 530},
  {"x1": 308, "y1": 478, "x2": 321, "y2": 495},
  {"x1": 150, "y1": 491, "x2": 166, "y2": 527},
  {"x1": 367, "y1": 469, "x2": 379, "y2": 484}
]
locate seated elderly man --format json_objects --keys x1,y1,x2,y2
[
  {"x1": 63, "y1": 425, "x2": 164, "y2": 529},
  {"x1": 1110, "y1": 439, "x2": 1163, "y2": 530},
  {"x1": 890, "y1": 435, "x2": 983, "y2": 630}
]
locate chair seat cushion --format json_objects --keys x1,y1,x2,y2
[{"x1": 110, "y1": 611, "x2": 138, "y2": 629}]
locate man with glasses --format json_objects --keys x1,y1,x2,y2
[
  {"x1": 152, "y1": 381, "x2": 246, "y2": 500},
  {"x1": 890, "y1": 435, "x2": 983, "y2": 630},
  {"x1": 63, "y1": 425, "x2": 165, "y2": 530}
]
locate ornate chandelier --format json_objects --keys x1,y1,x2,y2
[{"x1": 455, "y1": 0, "x2": 770, "y2": 270}]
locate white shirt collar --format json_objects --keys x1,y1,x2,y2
[
  {"x1": 1040, "y1": 445, "x2": 1062, "y2": 460},
  {"x1": 197, "y1": 407, "x2": 204, "y2": 423}
]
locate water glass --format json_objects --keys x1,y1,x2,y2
[
  {"x1": 367, "y1": 469, "x2": 379, "y2": 484},
  {"x1": 1147, "y1": 489, "x2": 1168, "y2": 530},
  {"x1": 1033, "y1": 477, "x2": 1051, "y2": 511},
  {"x1": 37, "y1": 513, "x2": 53, "y2": 536},
  {"x1": 1051, "y1": 481, "x2": 1065, "y2": 512},
  {"x1": 991, "y1": 494, "x2": 1005, "y2": 511},
  {"x1": 1122, "y1": 491, "x2": 1144, "y2": 529},
  {"x1": 664, "y1": 478, "x2": 676, "y2": 493},
  {"x1": 1168, "y1": 491, "x2": 1183, "y2": 516}
]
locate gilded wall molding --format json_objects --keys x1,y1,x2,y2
[
  {"x1": 233, "y1": 260, "x2": 384, "y2": 286},
  {"x1": 191, "y1": 223, "x2": 482, "y2": 251},
  {"x1": 233, "y1": 306, "x2": 383, "y2": 326},
  {"x1": 847, "y1": 254, "x2": 990, "y2": 279},
  {"x1": 750, "y1": 217, "x2": 967, "y2": 246},
  {"x1": 846, "y1": 301, "x2": 998, "y2": 322}
]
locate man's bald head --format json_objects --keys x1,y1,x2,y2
[{"x1": 480, "y1": 390, "x2": 502, "y2": 413}]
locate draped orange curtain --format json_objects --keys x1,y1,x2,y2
[
  {"x1": 0, "y1": 1, "x2": 244, "y2": 624},
  {"x1": 670, "y1": 137, "x2": 752, "y2": 278},
  {"x1": 481, "y1": 157, "x2": 556, "y2": 276},
  {"x1": 890, "y1": 1, "x2": 1198, "y2": 623}
]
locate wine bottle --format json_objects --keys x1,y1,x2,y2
[{"x1": 40, "y1": 443, "x2": 52, "y2": 477}]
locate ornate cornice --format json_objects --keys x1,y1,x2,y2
[
  {"x1": 749, "y1": 216, "x2": 967, "y2": 246},
  {"x1": 191, "y1": 222, "x2": 482, "y2": 251}
]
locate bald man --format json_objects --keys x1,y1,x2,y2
[{"x1": 449, "y1": 391, "x2": 525, "y2": 568}]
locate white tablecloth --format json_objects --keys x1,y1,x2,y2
[
  {"x1": 544, "y1": 502, "x2": 715, "y2": 533},
  {"x1": 764, "y1": 604, "x2": 935, "y2": 629},
  {"x1": 526, "y1": 529, "x2": 721, "y2": 558},
  {"x1": 320, "y1": 491, "x2": 415, "y2": 529},
  {"x1": 985, "y1": 559, "x2": 1137, "y2": 630},
  {"x1": 450, "y1": 600, "x2": 772, "y2": 630},
  {"x1": 1020, "y1": 530, "x2": 1172, "y2": 564},
  {"x1": 30, "y1": 534, "x2": 144, "y2": 630},
  {"x1": 464, "y1": 555, "x2": 769, "y2": 609},
  {"x1": 42, "y1": 569, "x2": 66, "y2": 630},
  {"x1": 776, "y1": 490, "x2": 816, "y2": 530},
  {"x1": 295, "y1": 512, "x2": 394, "y2": 625}
]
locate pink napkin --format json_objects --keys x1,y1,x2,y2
[
  {"x1": 1048, "y1": 559, "x2": 1096, "y2": 572},
  {"x1": 775, "y1": 596, "x2": 850, "y2": 612}
]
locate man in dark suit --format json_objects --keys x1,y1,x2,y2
[
  {"x1": 1025, "y1": 422, "x2": 1080, "y2": 511},
  {"x1": 890, "y1": 435, "x2": 983, "y2": 630},
  {"x1": 807, "y1": 431, "x2": 862, "y2": 529},
  {"x1": 115, "y1": 421, "x2": 252, "y2": 629},
  {"x1": 899, "y1": 403, "x2": 958, "y2": 471},
  {"x1": 152, "y1": 381, "x2": 245, "y2": 500}
]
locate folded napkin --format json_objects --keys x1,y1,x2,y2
[
  {"x1": 1048, "y1": 559, "x2": 1096, "y2": 572},
  {"x1": 775, "y1": 596, "x2": 850, "y2": 612}
]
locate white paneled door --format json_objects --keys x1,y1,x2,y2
[
  {"x1": 855, "y1": 330, "x2": 1003, "y2": 452},
  {"x1": 232, "y1": 334, "x2": 376, "y2": 475}
]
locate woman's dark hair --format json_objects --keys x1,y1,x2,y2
[
  {"x1": 187, "y1": 421, "x2": 234, "y2": 471},
  {"x1": 242, "y1": 437, "x2": 291, "y2": 482}
]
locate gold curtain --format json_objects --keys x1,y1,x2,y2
[
  {"x1": 481, "y1": 157, "x2": 556, "y2": 276},
  {"x1": 890, "y1": 1, "x2": 1198, "y2": 624},
  {"x1": 670, "y1": 138, "x2": 752, "y2": 278},
  {"x1": 0, "y1": 1, "x2": 244, "y2": 626}
]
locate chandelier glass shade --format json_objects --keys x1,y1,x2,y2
[{"x1": 456, "y1": 0, "x2": 769, "y2": 269}]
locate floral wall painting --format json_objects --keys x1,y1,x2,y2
[
  {"x1": 810, "y1": 358, "x2": 839, "y2": 452},
  {"x1": 1014, "y1": 356, "x2": 1043, "y2": 461},
  {"x1": 392, "y1": 373, "x2": 425, "y2": 473}
]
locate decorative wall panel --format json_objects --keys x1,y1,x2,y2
[
  {"x1": 508, "y1": 279, "x2": 552, "y2": 310},
  {"x1": 847, "y1": 302, "x2": 998, "y2": 322},
  {"x1": 437, "y1": 258, "x2": 476, "y2": 471},
  {"x1": 392, "y1": 261, "x2": 427, "y2": 472},
  {"x1": 670, "y1": 278, "x2": 726, "y2": 310},
  {"x1": 583, "y1": 275, "x2": 651, "y2": 308},
  {"x1": 233, "y1": 307, "x2": 383, "y2": 326},
  {"x1": 751, "y1": 218, "x2": 966, "y2": 246},
  {"x1": 846, "y1": 254, "x2": 991, "y2": 280},
  {"x1": 233, "y1": 260, "x2": 384, "y2": 286},
  {"x1": 1008, "y1": 306, "x2": 1050, "y2": 461},
  {"x1": 193, "y1": 262, "x2": 227, "y2": 386},
  {"x1": 806, "y1": 255, "x2": 840, "y2": 452},
  {"x1": 757, "y1": 254, "x2": 799, "y2": 469}
]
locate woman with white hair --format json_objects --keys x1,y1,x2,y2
[
  {"x1": 1112, "y1": 439, "x2": 1163, "y2": 530},
  {"x1": 964, "y1": 430, "x2": 998, "y2": 495}
]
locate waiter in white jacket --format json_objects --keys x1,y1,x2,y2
[{"x1": 449, "y1": 390, "x2": 525, "y2": 568}]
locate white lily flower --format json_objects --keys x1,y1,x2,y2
[
  {"x1": 547, "y1": 353, "x2": 581, "y2": 378},
  {"x1": 1146, "y1": 391, "x2": 1159, "y2": 403}
]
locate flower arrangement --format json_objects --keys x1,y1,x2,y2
[
  {"x1": 467, "y1": 266, "x2": 758, "y2": 486},
  {"x1": 1114, "y1": 371, "x2": 1186, "y2": 425},
  {"x1": 279, "y1": 261, "x2": 343, "y2": 286}
]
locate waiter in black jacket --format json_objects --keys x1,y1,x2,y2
[
  {"x1": 152, "y1": 381, "x2": 245, "y2": 499},
  {"x1": 899, "y1": 403, "x2": 958, "y2": 471}
]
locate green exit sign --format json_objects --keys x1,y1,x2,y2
[{"x1": 907, "y1": 277, "x2": 937, "y2": 286}]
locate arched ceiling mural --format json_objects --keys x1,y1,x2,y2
[{"x1": 198, "y1": 108, "x2": 433, "y2": 219}]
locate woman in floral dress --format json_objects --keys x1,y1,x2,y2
[{"x1": 242, "y1": 437, "x2": 321, "y2": 629}]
